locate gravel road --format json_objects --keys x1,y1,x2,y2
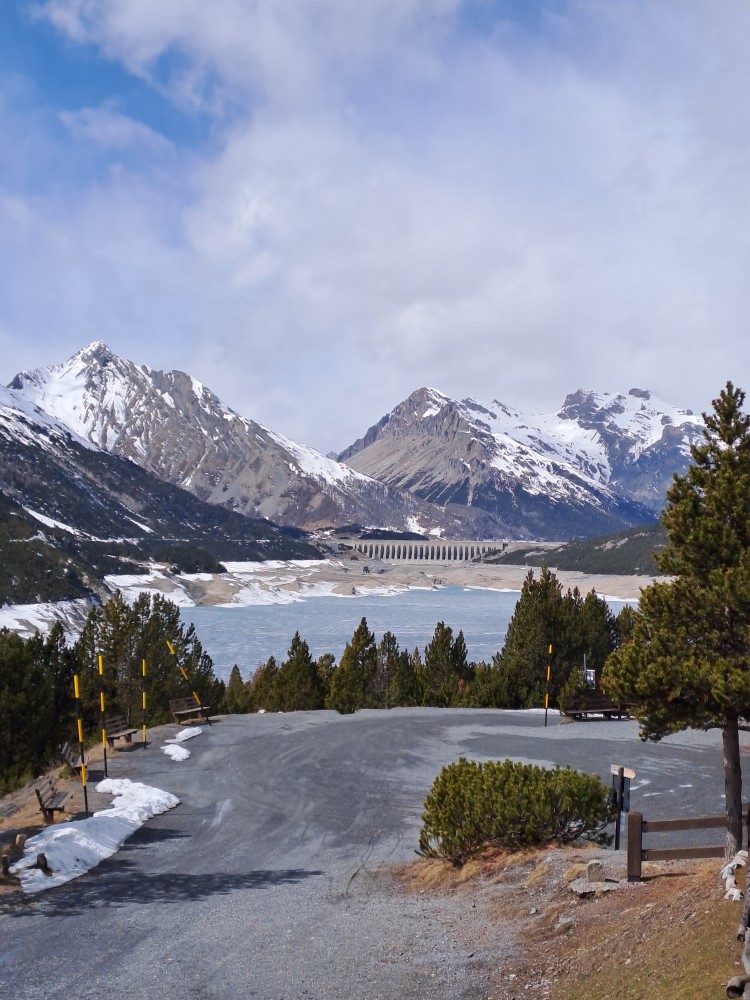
[{"x1": 0, "y1": 709, "x2": 739, "y2": 999}]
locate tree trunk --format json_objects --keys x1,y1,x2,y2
[{"x1": 724, "y1": 716, "x2": 744, "y2": 858}]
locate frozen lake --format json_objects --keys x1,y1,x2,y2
[{"x1": 181, "y1": 586, "x2": 633, "y2": 683}]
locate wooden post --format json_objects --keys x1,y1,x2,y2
[{"x1": 627, "y1": 811, "x2": 643, "y2": 881}]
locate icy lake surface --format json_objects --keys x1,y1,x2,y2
[{"x1": 181, "y1": 586, "x2": 633, "y2": 682}]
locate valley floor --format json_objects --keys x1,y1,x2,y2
[
  {"x1": 0, "y1": 559, "x2": 657, "y2": 637},
  {"x1": 107, "y1": 557, "x2": 657, "y2": 608}
]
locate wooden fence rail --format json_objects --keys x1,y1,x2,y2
[{"x1": 627, "y1": 808, "x2": 750, "y2": 881}]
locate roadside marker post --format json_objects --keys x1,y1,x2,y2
[
  {"x1": 73, "y1": 674, "x2": 90, "y2": 818},
  {"x1": 141, "y1": 659, "x2": 148, "y2": 745},
  {"x1": 98, "y1": 655, "x2": 108, "y2": 778},
  {"x1": 166, "y1": 640, "x2": 212, "y2": 725},
  {"x1": 544, "y1": 645, "x2": 552, "y2": 728},
  {"x1": 610, "y1": 764, "x2": 636, "y2": 850}
]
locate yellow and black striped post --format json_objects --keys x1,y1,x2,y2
[
  {"x1": 73, "y1": 674, "x2": 90, "y2": 818},
  {"x1": 544, "y1": 644, "x2": 552, "y2": 728},
  {"x1": 166, "y1": 640, "x2": 211, "y2": 725},
  {"x1": 141, "y1": 659, "x2": 148, "y2": 745},
  {"x1": 98, "y1": 654, "x2": 108, "y2": 778}
]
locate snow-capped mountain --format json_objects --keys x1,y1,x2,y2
[
  {"x1": 0, "y1": 379, "x2": 320, "y2": 602},
  {"x1": 7, "y1": 343, "x2": 511, "y2": 538},
  {"x1": 337, "y1": 387, "x2": 703, "y2": 537},
  {"x1": 9, "y1": 343, "x2": 699, "y2": 541}
]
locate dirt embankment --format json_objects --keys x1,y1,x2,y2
[{"x1": 398, "y1": 847, "x2": 743, "y2": 1000}]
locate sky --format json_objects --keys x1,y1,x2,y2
[{"x1": 1, "y1": 0, "x2": 749, "y2": 454}]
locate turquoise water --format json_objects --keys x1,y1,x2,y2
[{"x1": 181, "y1": 587, "x2": 633, "y2": 683}]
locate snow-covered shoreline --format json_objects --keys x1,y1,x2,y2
[{"x1": 0, "y1": 559, "x2": 650, "y2": 638}]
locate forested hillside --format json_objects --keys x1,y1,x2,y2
[
  {"x1": 485, "y1": 522, "x2": 667, "y2": 576},
  {"x1": 0, "y1": 592, "x2": 224, "y2": 793},
  {"x1": 0, "y1": 409, "x2": 320, "y2": 603}
]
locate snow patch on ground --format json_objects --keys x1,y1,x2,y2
[
  {"x1": 11, "y1": 779, "x2": 179, "y2": 894},
  {"x1": 104, "y1": 572, "x2": 195, "y2": 606},
  {"x1": 0, "y1": 599, "x2": 92, "y2": 638},
  {"x1": 165, "y1": 727, "x2": 203, "y2": 744}
]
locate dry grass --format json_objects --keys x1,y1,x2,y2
[{"x1": 397, "y1": 845, "x2": 746, "y2": 999}]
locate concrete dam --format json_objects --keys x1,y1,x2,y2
[{"x1": 347, "y1": 540, "x2": 504, "y2": 563}]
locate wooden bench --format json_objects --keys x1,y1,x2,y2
[
  {"x1": 105, "y1": 715, "x2": 139, "y2": 749},
  {"x1": 35, "y1": 776, "x2": 68, "y2": 824},
  {"x1": 170, "y1": 697, "x2": 210, "y2": 725},
  {"x1": 59, "y1": 741, "x2": 86, "y2": 777},
  {"x1": 561, "y1": 691, "x2": 632, "y2": 721}
]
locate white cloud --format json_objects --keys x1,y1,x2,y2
[
  {"x1": 59, "y1": 106, "x2": 174, "y2": 154},
  {"x1": 5, "y1": 1, "x2": 750, "y2": 452}
]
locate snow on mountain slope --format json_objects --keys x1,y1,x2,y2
[
  {"x1": 8, "y1": 344, "x2": 505, "y2": 537},
  {"x1": 338, "y1": 385, "x2": 703, "y2": 536},
  {"x1": 9, "y1": 344, "x2": 699, "y2": 541},
  {"x1": 451, "y1": 387, "x2": 702, "y2": 498},
  {"x1": 0, "y1": 381, "x2": 96, "y2": 454},
  {"x1": 0, "y1": 373, "x2": 322, "y2": 598}
]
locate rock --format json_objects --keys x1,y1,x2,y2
[
  {"x1": 587, "y1": 860, "x2": 606, "y2": 883},
  {"x1": 569, "y1": 876, "x2": 622, "y2": 897}
]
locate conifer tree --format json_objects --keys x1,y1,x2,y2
[
  {"x1": 249, "y1": 656, "x2": 280, "y2": 712},
  {"x1": 223, "y1": 665, "x2": 251, "y2": 714},
  {"x1": 604, "y1": 383, "x2": 750, "y2": 855},
  {"x1": 74, "y1": 592, "x2": 222, "y2": 725},
  {"x1": 373, "y1": 631, "x2": 420, "y2": 707},
  {"x1": 328, "y1": 617, "x2": 377, "y2": 714},
  {"x1": 315, "y1": 653, "x2": 336, "y2": 703},
  {"x1": 492, "y1": 567, "x2": 565, "y2": 707},
  {"x1": 0, "y1": 629, "x2": 52, "y2": 791},
  {"x1": 421, "y1": 622, "x2": 470, "y2": 707},
  {"x1": 275, "y1": 632, "x2": 325, "y2": 711}
]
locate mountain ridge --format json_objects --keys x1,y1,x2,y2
[
  {"x1": 7, "y1": 344, "x2": 517, "y2": 538},
  {"x1": 0, "y1": 380, "x2": 319, "y2": 602},
  {"x1": 338, "y1": 384, "x2": 703, "y2": 535},
  {"x1": 8, "y1": 344, "x2": 703, "y2": 542}
]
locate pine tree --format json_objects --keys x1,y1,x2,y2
[
  {"x1": 74, "y1": 592, "x2": 222, "y2": 726},
  {"x1": 0, "y1": 629, "x2": 52, "y2": 791},
  {"x1": 275, "y1": 632, "x2": 325, "y2": 711},
  {"x1": 479, "y1": 570, "x2": 616, "y2": 708},
  {"x1": 373, "y1": 631, "x2": 420, "y2": 707},
  {"x1": 249, "y1": 656, "x2": 280, "y2": 712},
  {"x1": 328, "y1": 617, "x2": 377, "y2": 714},
  {"x1": 421, "y1": 622, "x2": 470, "y2": 707},
  {"x1": 493, "y1": 567, "x2": 565, "y2": 707},
  {"x1": 316, "y1": 653, "x2": 336, "y2": 703},
  {"x1": 223, "y1": 665, "x2": 251, "y2": 714},
  {"x1": 604, "y1": 383, "x2": 750, "y2": 856}
]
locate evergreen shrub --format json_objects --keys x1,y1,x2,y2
[{"x1": 418, "y1": 757, "x2": 615, "y2": 864}]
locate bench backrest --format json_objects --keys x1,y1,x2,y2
[
  {"x1": 36, "y1": 776, "x2": 57, "y2": 803},
  {"x1": 60, "y1": 741, "x2": 81, "y2": 762},
  {"x1": 170, "y1": 697, "x2": 198, "y2": 709}
]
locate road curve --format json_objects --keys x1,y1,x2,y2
[{"x1": 0, "y1": 709, "x2": 739, "y2": 999}]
